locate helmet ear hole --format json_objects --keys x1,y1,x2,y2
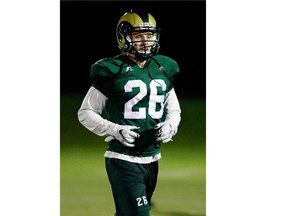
[{"x1": 125, "y1": 36, "x2": 131, "y2": 42}]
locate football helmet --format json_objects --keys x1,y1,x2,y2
[{"x1": 116, "y1": 10, "x2": 160, "y2": 61}]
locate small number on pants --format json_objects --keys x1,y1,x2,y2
[{"x1": 136, "y1": 196, "x2": 148, "y2": 206}]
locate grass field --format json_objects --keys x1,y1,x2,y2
[{"x1": 60, "y1": 93, "x2": 206, "y2": 216}]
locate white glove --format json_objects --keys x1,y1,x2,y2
[
  {"x1": 154, "y1": 122, "x2": 174, "y2": 143},
  {"x1": 104, "y1": 124, "x2": 140, "y2": 147}
]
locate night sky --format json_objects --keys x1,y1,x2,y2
[{"x1": 60, "y1": 1, "x2": 206, "y2": 98}]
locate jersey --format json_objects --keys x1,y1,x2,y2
[{"x1": 90, "y1": 54, "x2": 180, "y2": 157}]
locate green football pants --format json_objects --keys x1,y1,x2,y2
[{"x1": 105, "y1": 157, "x2": 159, "y2": 216}]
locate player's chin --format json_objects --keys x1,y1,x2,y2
[{"x1": 139, "y1": 47, "x2": 152, "y2": 53}]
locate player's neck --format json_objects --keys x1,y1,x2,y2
[
  {"x1": 134, "y1": 60, "x2": 146, "y2": 68},
  {"x1": 127, "y1": 54, "x2": 147, "y2": 68}
]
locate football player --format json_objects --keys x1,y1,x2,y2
[{"x1": 78, "y1": 10, "x2": 181, "y2": 216}]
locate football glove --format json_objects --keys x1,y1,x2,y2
[
  {"x1": 104, "y1": 125, "x2": 140, "y2": 147},
  {"x1": 154, "y1": 122, "x2": 174, "y2": 143}
]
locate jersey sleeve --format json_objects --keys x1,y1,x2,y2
[
  {"x1": 165, "y1": 56, "x2": 180, "y2": 85},
  {"x1": 152, "y1": 55, "x2": 180, "y2": 90},
  {"x1": 90, "y1": 58, "x2": 119, "y2": 98}
]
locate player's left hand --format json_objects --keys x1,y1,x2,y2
[{"x1": 154, "y1": 122, "x2": 173, "y2": 143}]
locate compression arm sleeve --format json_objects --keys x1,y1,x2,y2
[
  {"x1": 77, "y1": 86, "x2": 112, "y2": 136},
  {"x1": 164, "y1": 88, "x2": 181, "y2": 134}
]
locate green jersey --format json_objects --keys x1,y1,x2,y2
[{"x1": 90, "y1": 54, "x2": 180, "y2": 157}]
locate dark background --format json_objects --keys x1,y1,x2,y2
[{"x1": 60, "y1": 0, "x2": 206, "y2": 98}]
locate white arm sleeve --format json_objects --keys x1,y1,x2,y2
[
  {"x1": 77, "y1": 86, "x2": 113, "y2": 137},
  {"x1": 164, "y1": 88, "x2": 181, "y2": 134}
]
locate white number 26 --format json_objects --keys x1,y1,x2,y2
[{"x1": 124, "y1": 79, "x2": 166, "y2": 119}]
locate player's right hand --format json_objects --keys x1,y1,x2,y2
[
  {"x1": 105, "y1": 125, "x2": 140, "y2": 147},
  {"x1": 154, "y1": 122, "x2": 174, "y2": 143}
]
